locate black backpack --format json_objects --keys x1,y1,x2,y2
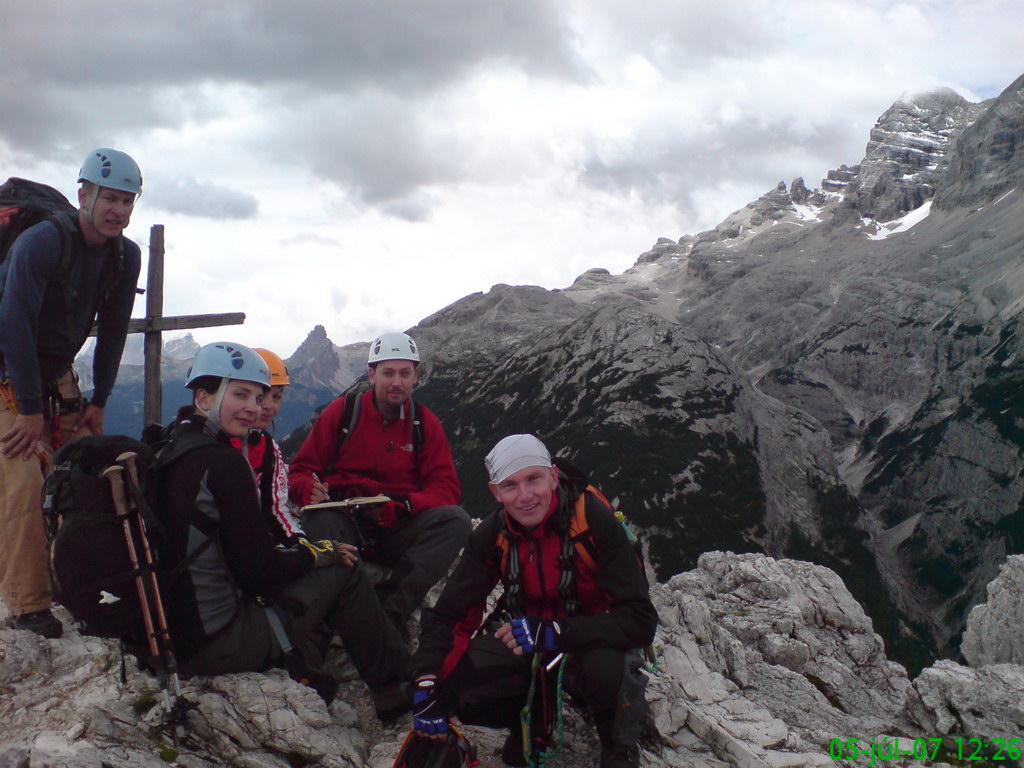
[
  {"x1": 0, "y1": 177, "x2": 77, "y2": 260},
  {"x1": 0, "y1": 177, "x2": 126, "y2": 346},
  {"x1": 42, "y1": 431, "x2": 213, "y2": 642},
  {"x1": 0, "y1": 178, "x2": 77, "y2": 298}
]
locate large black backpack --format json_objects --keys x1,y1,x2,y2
[
  {"x1": 43, "y1": 435, "x2": 156, "y2": 641},
  {"x1": 42, "y1": 431, "x2": 213, "y2": 642},
  {"x1": 0, "y1": 178, "x2": 78, "y2": 298},
  {"x1": 0, "y1": 177, "x2": 77, "y2": 262}
]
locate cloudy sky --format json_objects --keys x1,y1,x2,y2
[{"x1": 3, "y1": 1, "x2": 1022, "y2": 358}]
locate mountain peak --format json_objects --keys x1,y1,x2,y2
[
  {"x1": 305, "y1": 324, "x2": 329, "y2": 343},
  {"x1": 844, "y1": 85, "x2": 982, "y2": 221},
  {"x1": 933, "y1": 70, "x2": 1024, "y2": 211}
]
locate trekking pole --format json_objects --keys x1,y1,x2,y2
[
  {"x1": 103, "y1": 463, "x2": 170, "y2": 709},
  {"x1": 116, "y1": 451, "x2": 181, "y2": 698}
]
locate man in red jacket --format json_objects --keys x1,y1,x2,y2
[
  {"x1": 408, "y1": 434, "x2": 656, "y2": 768},
  {"x1": 289, "y1": 332, "x2": 469, "y2": 635}
]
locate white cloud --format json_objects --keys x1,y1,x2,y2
[{"x1": 1, "y1": 0, "x2": 1021, "y2": 360}]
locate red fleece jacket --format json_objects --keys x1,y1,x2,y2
[{"x1": 288, "y1": 388, "x2": 461, "y2": 512}]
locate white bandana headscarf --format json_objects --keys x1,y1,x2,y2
[{"x1": 485, "y1": 434, "x2": 552, "y2": 485}]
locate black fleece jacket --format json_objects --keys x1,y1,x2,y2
[{"x1": 155, "y1": 410, "x2": 314, "y2": 657}]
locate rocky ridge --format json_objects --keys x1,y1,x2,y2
[{"x1": 4, "y1": 553, "x2": 1024, "y2": 768}]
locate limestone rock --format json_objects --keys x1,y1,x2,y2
[
  {"x1": 961, "y1": 555, "x2": 1024, "y2": 666},
  {"x1": 913, "y1": 661, "x2": 1024, "y2": 740},
  {"x1": 6, "y1": 552, "x2": 1024, "y2": 767},
  {"x1": 935, "y1": 72, "x2": 1024, "y2": 211}
]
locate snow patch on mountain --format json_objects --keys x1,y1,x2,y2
[{"x1": 865, "y1": 201, "x2": 933, "y2": 240}]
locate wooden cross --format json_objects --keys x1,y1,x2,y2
[{"x1": 90, "y1": 224, "x2": 245, "y2": 426}]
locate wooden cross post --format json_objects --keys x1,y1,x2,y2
[{"x1": 92, "y1": 224, "x2": 246, "y2": 427}]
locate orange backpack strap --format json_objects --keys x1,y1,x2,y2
[
  {"x1": 569, "y1": 486, "x2": 606, "y2": 573},
  {"x1": 496, "y1": 530, "x2": 511, "y2": 576}
]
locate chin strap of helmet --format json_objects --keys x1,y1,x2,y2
[
  {"x1": 197, "y1": 382, "x2": 227, "y2": 431},
  {"x1": 79, "y1": 182, "x2": 105, "y2": 234}
]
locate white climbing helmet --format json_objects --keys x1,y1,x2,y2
[{"x1": 368, "y1": 332, "x2": 420, "y2": 365}]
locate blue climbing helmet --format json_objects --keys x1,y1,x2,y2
[
  {"x1": 186, "y1": 342, "x2": 270, "y2": 428},
  {"x1": 78, "y1": 148, "x2": 143, "y2": 195},
  {"x1": 186, "y1": 342, "x2": 270, "y2": 390}
]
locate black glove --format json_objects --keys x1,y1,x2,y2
[
  {"x1": 298, "y1": 538, "x2": 350, "y2": 568},
  {"x1": 510, "y1": 616, "x2": 561, "y2": 654},
  {"x1": 411, "y1": 678, "x2": 448, "y2": 736}
]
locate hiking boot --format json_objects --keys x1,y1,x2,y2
[
  {"x1": 7, "y1": 609, "x2": 63, "y2": 638},
  {"x1": 373, "y1": 681, "x2": 412, "y2": 721},
  {"x1": 281, "y1": 651, "x2": 338, "y2": 704},
  {"x1": 599, "y1": 744, "x2": 639, "y2": 768},
  {"x1": 499, "y1": 731, "x2": 528, "y2": 767}
]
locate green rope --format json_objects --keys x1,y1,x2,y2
[{"x1": 521, "y1": 653, "x2": 569, "y2": 768}]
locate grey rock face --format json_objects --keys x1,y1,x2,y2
[
  {"x1": 848, "y1": 88, "x2": 982, "y2": 222},
  {"x1": 913, "y1": 661, "x2": 1024, "y2": 743},
  {"x1": 961, "y1": 555, "x2": 1024, "y2": 666},
  {"x1": 0, "y1": 610, "x2": 370, "y2": 768},
  {"x1": 935, "y1": 72, "x2": 1024, "y2": 211},
  {"x1": 286, "y1": 324, "x2": 366, "y2": 393},
  {"x1": 654, "y1": 551, "x2": 913, "y2": 752}
]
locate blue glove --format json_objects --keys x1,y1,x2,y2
[
  {"x1": 412, "y1": 679, "x2": 447, "y2": 736},
  {"x1": 510, "y1": 616, "x2": 561, "y2": 654}
]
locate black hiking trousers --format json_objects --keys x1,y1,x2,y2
[
  {"x1": 336, "y1": 503, "x2": 470, "y2": 631},
  {"x1": 177, "y1": 509, "x2": 409, "y2": 695},
  {"x1": 440, "y1": 633, "x2": 649, "y2": 750}
]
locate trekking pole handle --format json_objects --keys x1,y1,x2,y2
[
  {"x1": 102, "y1": 465, "x2": 131, "y2": 519},
  {"x1": 115, "y1": 451, "x2": 141, "y2": 505}
]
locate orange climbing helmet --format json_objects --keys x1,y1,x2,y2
[{"x1": 253, "y1": 348, "x2": 290, "y2": 386}]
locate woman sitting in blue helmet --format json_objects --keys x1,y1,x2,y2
[{"x1": 151, "y1": 341, "x2": 410, "y2": 716}]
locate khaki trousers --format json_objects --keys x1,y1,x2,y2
[{"x1": 0, "y1": 372, "x2": 91, "y2": 617}]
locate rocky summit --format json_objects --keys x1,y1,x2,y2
[{"x1": 4, "y1": 553, "x2": 1024, "y2": 767}]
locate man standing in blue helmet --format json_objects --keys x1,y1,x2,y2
[{"x1": 0, "y1": 148, "x2": 143, "y2": 637}]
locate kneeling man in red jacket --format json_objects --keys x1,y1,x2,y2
[{"x1": 409, "y1": 434, "x2": 656, "y2": 768}]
